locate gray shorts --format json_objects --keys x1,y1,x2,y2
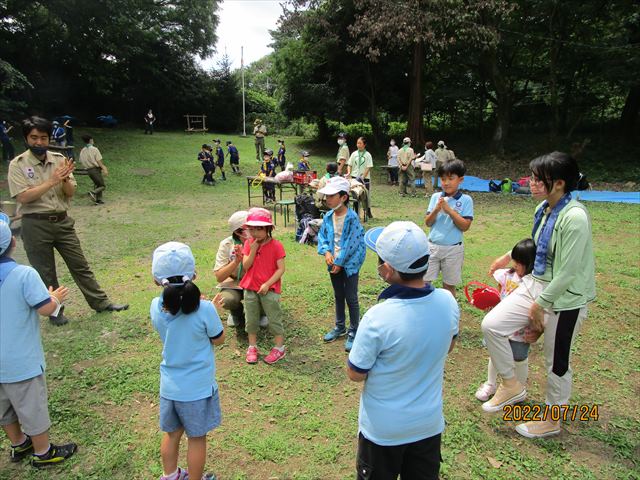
[
  {"x1": 423, "y1": 242, "x2": 464, "y2": 286},
  {"x1": 160, "y1": 388, "x2": 222, "y2": 438},
  {"x1": 0, "y1": 374, "x2": 51, "y2": 436}
]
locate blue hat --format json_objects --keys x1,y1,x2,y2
[
  {"x1": 364, "y1": 221, "x2": 430, "y2": 274},
  {"x1": 152, "y1": 242, "x2": 195, "y2": 285},
  {"x1": 0, "y1": 220, "x2": 12, "y2": 256}
]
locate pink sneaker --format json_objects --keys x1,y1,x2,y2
[
  {"x1": 475, "y1": 382, "x2": 497, "y2": 401},
  {"x1": 263, "y1": 347, "x2": 286, "y2": 365},
  {"x1": 246, "y1": 346, "x2": 259, "y2": 364}
]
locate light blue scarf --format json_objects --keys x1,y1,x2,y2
[{"x1": 531, "y1": 193, "x2": 571, "y2": 275}]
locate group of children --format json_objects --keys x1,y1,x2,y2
[
  {"x1": 0, "y1": 142, "x2": 562, "y2": 478},
  {"x1": 197, "y1": 140, "x2": 242, "y2": 185}
]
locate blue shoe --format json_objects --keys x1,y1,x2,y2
[
  {"x1": 323, "y1": 327, "x2": 346, "y2": 342},
  {"x1": 344, "y1": 334, "x2": 355, "y2": 352}
]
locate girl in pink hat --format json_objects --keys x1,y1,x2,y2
[{"x1": 239, "y1": 208, "x2": 287, "y2": 364}]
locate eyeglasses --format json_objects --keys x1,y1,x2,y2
[{"x1": 529, "y1": 175, "x2": 545, "y2": 185}]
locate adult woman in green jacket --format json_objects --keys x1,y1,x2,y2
[{"x1": 481, "y1": 151, "x2": 596, "y2": 439}]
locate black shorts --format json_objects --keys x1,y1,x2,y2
[
  {"x1": 216, "y1": 159, "x2": 224, "y2": 167},
  {"x1": 230, "y1": 157, "x2": 239, "y2": 165},
  {"x1": 356, "y1": 432, "x2": 441, "y2": 480}
]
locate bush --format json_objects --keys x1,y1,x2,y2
[
  {"x1": 387, "y1": 121, "x2": 407, "y2": 138},
  {"x1": 282, "y1": 118, "x2": 317, "y2": 138}
]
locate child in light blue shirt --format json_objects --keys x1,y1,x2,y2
[
  {"x1": 424, "y1": 159, "x2": 474, "y2": 297},
  {"x1": 151, "y1": 242, "x2": 225, "y2": 480},
  {"x1": 0, "y1": 216, "x2": 77, "y2": 468}
]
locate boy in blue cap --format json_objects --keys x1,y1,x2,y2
[
  {"x1": 347, "y1": 221, "x2": 458, "y2": 479},
  {"x1": 0, "y1": 215, "x2": 77, "y2": 468}
]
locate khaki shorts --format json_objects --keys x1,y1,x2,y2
[
  {"x1": 423, "y1": 242, "x2": 464, "y2": 286},
  {"x1": 0, "y1": 374, "x2": 51, "y2": 436}
]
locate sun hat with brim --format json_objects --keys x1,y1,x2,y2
[
  {"x1": 318, "y1": 176, "x2": 351, "y2": 196},
  {"x1": 152, "y1": 242, "x2": 195, "y2": 286},
  {"x1": 228, "y1": 211, "x2": 249, "y2": 232},
  {"x1": 364, "y1": 221, "x2": 430, "y2": 274},
  {"x1": 0, "y1": 220, "x2": 12, "y2": 256},
  {"x1": 245, "y1": 207, "x2": 273, "y2": 227}
]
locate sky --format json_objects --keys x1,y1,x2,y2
[{"x1": 200, "y1": 0, "x2": 284, "y2": 71}]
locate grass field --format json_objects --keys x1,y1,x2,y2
[{"x1": 0, "y1": 129, "x2": 638, "y2": 480}]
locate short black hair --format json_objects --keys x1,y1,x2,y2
[
  {"x1": 529, "y1": 151, "x2": 579, "y2": 193},
  {"x1": 326, "y1": 162, "x2": 338, "y2": 174},
  {"x1": 438, "y1": 159, "x2": 466, "y2": 178},
  {"x1": 337, "y1": 190, "x2": 350, "y2": 206},
  {"x1": 82, "y1": 134, "x2": 93, "y2": 143},
  {"x1": 22, "y1": 116, "x2": 51, "y2": 140},
  {"x1": 398, "y1": 254, "x2": 430, "y2": 281},
  {"x1": 511, "y1": 238, "x2": 536, "y2": 275}
]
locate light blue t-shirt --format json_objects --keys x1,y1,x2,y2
[
  {"x1": 426, "y1": 191, "x2": 474, "y2": 245},
  {"x1": 151, "y1": 297, "x2": 224, "y2": 402},
  {"x1": 0, "y1": 260, "x2": 51, "y2": 383},
  {"x1": 348, "y1": 284, "x2": 459, "y2": 446}
]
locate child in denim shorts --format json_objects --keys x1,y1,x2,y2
[
  {"x1": 151, "y1": 242, "x2": 226, "y2": 480},
  {"x1": 0, "y1": 215, "x2": 77, "y2": 468}
]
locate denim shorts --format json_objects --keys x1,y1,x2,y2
[{"x1": 160, "y1": 388, "x2": 222, "y2": 437}]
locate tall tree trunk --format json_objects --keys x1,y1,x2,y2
[
  {"x1": 407, "y1": 41, "x2": 425, "y2": 145},
  {"x1": 486, "y1": 46, "x2": 511, "y2": 156},
  {"x1": 365, "y1": 63, "x2": 383, "y2": 151},
  {"x1": 620, "y1": 84, "x2": 640, "y2": 139},
  {"x1": 317, "y1": 114, "x2": 329, "y2": 142},
  {"x1": 548, "y1": 1, "x2": 563, "y2": 140}
]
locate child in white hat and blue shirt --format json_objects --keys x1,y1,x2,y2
[
  {"x1": 150, "y1": 242, "x2": 225, "y2": 480},
  {"x1": 347, "y1": 221, "x2": 459, "y2": 479},
  {"x1": 317, "y1": 176, "x2": 366, "y2": 352}
]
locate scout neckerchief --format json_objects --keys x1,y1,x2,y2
[
  {"x1": 233, "y1": 237, "x2": 244, "y2": 279},
  {"x1": 356, "y1": 150, "x2": 367, "y2": 172},
  {"x1": 531, "y1": 192, "x2": 571, "y2": 276},
  {"x1": 401, "y1": 144, "x2": 410, "y2": 165}
]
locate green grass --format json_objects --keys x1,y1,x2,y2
[{"x1": 0, "y1": 129, "x2": 638, "y2": 479}]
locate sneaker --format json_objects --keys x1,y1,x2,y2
[
  {"x1": 160, "y1": 466, "x2": 189, "y2": 480},
  {"x1": 344, "y1": 334, "x2": 355, "y2": 352},
  {"x1": 259, "y1": 315, "x2": 269, "y2": 327},
  {"x1": 323, "y1": 327, "x2": 347, "y2": 342},
  {"x1": 515, "y1": 419, "x2": 561, "y2": 438},
  {"x1": 88, "y1": 191, "x2": 96, "y2": 202},
  {"x1": 264, "y1": 347, "x2": 286, "y2": 365},
  {"x1": 10, "y1": 436, "x2": 33, "y2": 462},
  {"x1": 246, "y1": 346, "x2": 259, "y2": 364},
  {"x1": 481, "y1": 381, "x2": 526, "y2": 413},
  {"x1": 31, "y1": 442, "x2": 77, "y2": 468},
  {"x1": 227, "y1": 313, "x2": 237, "y2": 327},
  {"x1": 474, "y1": 382, "x2": 497, "y2": 402}
]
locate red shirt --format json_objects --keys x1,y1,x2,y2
[{"x1": 239, "y1": 238, "x2": 286, "y2": 294}]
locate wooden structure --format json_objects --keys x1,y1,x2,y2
[{"x1": 184, "y1": 114, "x2": 208, "y2": 133}]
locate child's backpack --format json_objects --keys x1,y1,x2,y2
[
  {"x1": 465, "y1": 281, "x2": 501, "y2": 311},
  {"x1": 576, "y1": 172, "x2": 590, "y2": 190},
  {"x1": 295, "y1": 194, "x2": 320, "y2": 221},
  {"x1": 489, "y1": 180, "x2": 502, "y2": 193},
  {"x1": 500, "y1": 178, "x2": 513, "y2": 194}
]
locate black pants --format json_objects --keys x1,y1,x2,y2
[
  {"x1": 357, "y1": 432, "x2": 441, "y2": 480},
  {"x1": 329, "y1": 270, "x2": 360, "y2": 335},
  {"x1": 388, "y1": 167, "x2": 398, "y2": 183},
  {"x1": 86, "y1": 167, "x2": 106, "y2": 201}
]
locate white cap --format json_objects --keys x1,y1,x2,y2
[
  {"x1": 0, "y1": 219, "x2": 11, "y2": 256},
  {"x1": 403, "y1": 137, "x2": 411, "y2": 144},
  {"x1": 152, "y1": 242, "x2": 195, "y2": 285},
  {"x1": 364, "y1": 221, "x2": 430, "y2": 274},
  {"x1": 317, "y1": 176, "x2": 351, "y2": 195},
  {"x1": 437, "y1": 140, "x2": 445, "y2": 147},
  {"x1": 228, "y1": 211, "x2": 248, "y2": 232}
]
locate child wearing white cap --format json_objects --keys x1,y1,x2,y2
[
  {"x1": 0, "y1": 216, "x2": 77, "y2": 468},
  {"x1": 347, "y1": 221, "x2": 458, "y2": 478},
  {"x1": 150, "y1": 242, "x2": 224, "y2": 480},
  {"x1": 317, "y1": 176, "x2": 366, "y2": 352}
]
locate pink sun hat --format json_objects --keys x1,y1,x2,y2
[{"x1": 245, "y1": 207, "x2": 273, "y2": 227}]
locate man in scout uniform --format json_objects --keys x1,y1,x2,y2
[
  {"x1": 78, "y1": 134, "x2": 108, "y2": 205},
  {"x1": 253, "y1": 118, "x2": 267, "y2": 161},
  {"x1": 7, "y1": 116, "x2": 128, "y2": 326},
  {"x1": 397, "y1": 137, "x2": 417, "y2": 197}
]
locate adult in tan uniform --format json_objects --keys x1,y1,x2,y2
[
  {"x1": 78, "y1": 134, "x2": 108, "y2": 205},
  {"x1": 397, "y1": 137, "x2": 417, "y2": 197},
  {"x1": 253, "y1": 118, "x2": 267, "y2": 161},
  {"x1": 8, "y1": 117, "x2": 128, "y2": 325},
  {"x1": 434, "y1": 140, "x2": 455, "y2": 189}
]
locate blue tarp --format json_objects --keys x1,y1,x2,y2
[{"x1": 451, "y1": 175, "x2": 639, "y2": 204}]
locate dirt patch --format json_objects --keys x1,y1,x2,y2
[{"x1": 131, "y1": 168, "x2": 155, "y2": 176}]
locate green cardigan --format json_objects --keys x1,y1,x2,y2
[{"x1": 532, "y1": 199, "x2": 596, "y2": 311}]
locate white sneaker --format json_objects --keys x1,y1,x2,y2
[
  {"x1": 259, "y1": 315, "x2": 269, "y2": 327},
  {"x1": 475, "y1": 382, "x2": 497, "y2": 402},
  {"x1": 227, "y1": 314, "x2": 237, "y2": 327}
]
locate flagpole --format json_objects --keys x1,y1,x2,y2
[{"x1": 241, "y1": 46, "x2": 247, "y2": 137}]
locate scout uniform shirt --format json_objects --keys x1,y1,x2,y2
[
  {"x1": 347, "y1": 150, "x2": 374, "y2": 180},
  {"x1": 78, "y1": 144, "x2": 103, "y2": 169},
  {"x1": 253, "y1": 124, "x2": 267, "y2": 138},
  {"x1": 8, "y1": 150, "x2": 77, "y2": 214},
  {"x1": 397, "y1": 146, "x2": 415, "y2": 170}
]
